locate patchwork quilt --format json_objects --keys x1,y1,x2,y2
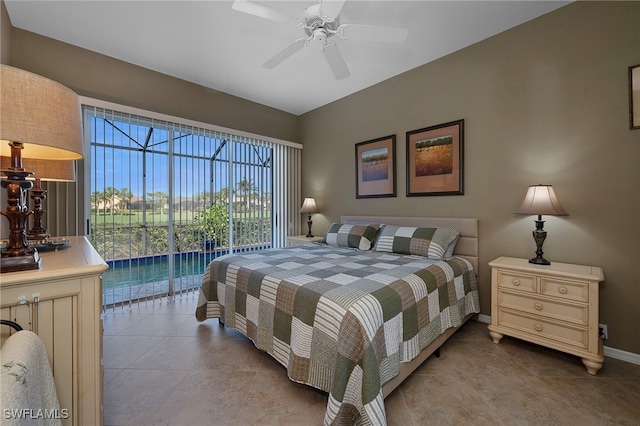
[{"x1": 195, "y1": 243, "x2": 480, "y2": 426}]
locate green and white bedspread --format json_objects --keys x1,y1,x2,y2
[{"x1": 195, "y1": 243, "x2": 480, "y2": 426}]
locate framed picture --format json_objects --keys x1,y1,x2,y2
[
  {"x1": 630, "y1": 64, "x2": 640, "y2": 130},
  {"x1": 406, "y1": 119, "x2": 464, "y2": 196},
  {"x1": 355, "y1": 135, "x2": 396, "y2": 198}
]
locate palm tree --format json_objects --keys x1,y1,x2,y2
[
  {"x1": 147, "y1": 191, "x2": 169, "y2": 215},
  {"x1": 91, "y1": 190, "x2": 103, "y2": 214},
  {"x1": 103, "y1": 187, "x2": 118, "y2": 215},
  {"x1": 236, "y1": 178, "x2": 257, "y2": 212},
  {"x1": 117, "y1": 188, "x2": 133, "y2": 212}
]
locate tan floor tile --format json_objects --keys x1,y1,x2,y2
[
  {"x1": 234, "y1": 369, "x2": 327, "y2": 426},
  {"x1": 541, "y1": 376, "x2": 640, "y2": 425},
  {"x1": 102, "y1": 296, "x2": 640, "y2": 426},
  {"x1": 103, "y1": 335, "x2": 163, "y2": 369},
  {"x1": 118, "y1": 314, "x2": 192, "y2": 336},
  {"x1": 399, "y1": 374, "x2": 500, "y2": 425},
  {"x1": 129, "y1": 336, "x2": 207, "y2": 370},
  {"x1": 103, "y1": 369, "x2": 188, "y2": 425},
  {"x1": 144, "y1": 369, "x2": 257, "y2": 426},
  {"x1": 102, "y1": 311, "x2": 149, "y2": 336}
]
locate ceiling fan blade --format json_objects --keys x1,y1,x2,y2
[
  {"x1": 232, "y1": 0, "x2": 300, "y2": 25},
  {"x1": 339, "y1": 24, "x2": 408, "y2": 44},
  {"x1": 319, "y1": 0, "x2": 346, "y2": 18},
  {"x1": 262, "y1": 38, "x2": 308, "y2": 69},
  {"x1": 322, "y1": 42, "x2": 350, "y2": 80}
]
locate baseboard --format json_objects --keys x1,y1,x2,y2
[
  {"x1": 474, "y1": 314, "x2": 640, "y2": 366},
  {"x1": 603, "y1": 346, "x2": 640, "y2": 365}
]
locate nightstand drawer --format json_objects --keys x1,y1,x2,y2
[
  {"x1": 498, "y1": 309, "x2": 588, "y2": 350},
  {"x1": 497, "y1": 290, "x2": 588, "y2": 325},
  {"x1": 496, "y1": 270, "x2": 537, "y2": 293},
  {"x1": 540, "y1": 277, "x2": 588, "y2": 302}
]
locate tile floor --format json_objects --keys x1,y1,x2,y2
[{"x1": 103, "y1": 294, "x2": 640, "y2": 425}]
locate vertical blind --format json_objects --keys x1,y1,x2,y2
[{"x1": 83, "y1": 101, "x2": 302, "y2": 308}]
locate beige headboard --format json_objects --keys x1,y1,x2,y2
[{"x1": 340, "y1": 215, "x2": 479, "y2": 273}]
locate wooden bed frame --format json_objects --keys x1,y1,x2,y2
[{"x1": 340, "y1": 215, "x2": 479, "y2": 397}]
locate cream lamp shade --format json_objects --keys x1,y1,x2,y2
[
  {"x1": 515, "y1": 184, "x2": 568, "y2": 216},
  {"x1": 515, "y1": 184, "x2": 568, "y2": 265},
  {"x1": 0, "y1": 64, "x2": 84, "y2": 160},
  {"x1": 1, "y1": 157, "x2": 76, "y2": 182},
  {"x1": 299, "y1": 197, "x2": 318, "y2": 213}
]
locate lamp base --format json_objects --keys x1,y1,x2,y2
[
  {"x1": 0, "y1": 250, "x2": 41, "y2": 273},
  {"x1": 530, "y1": 217, "x2": 551, "y2": 265},
  {"x1": 27, "y1": 232, "x2": 51, "y2": 241},
  {"x1": 306, "y1": 215, "x2": 314, "y2": 238},
  {"x1": 528, "y1": 255, "x2": 550, "y2": 265}
]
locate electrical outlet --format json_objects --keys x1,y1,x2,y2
[{"x1": 599, "y1": 323, "x2": 608, "y2": 340}]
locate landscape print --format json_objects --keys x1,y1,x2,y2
[
  {"x1": 414, "y1": 135, "x2": 453, "y2": 177},
  {"x1": 361, "y1": 147, "x2": 389, "y2": 181},
  {"x1": 406, "y1": 119, "x2": 463, "y2": 196},
  {"x1": 355, "y1": 135, "x2": 396, "y2": 198}
]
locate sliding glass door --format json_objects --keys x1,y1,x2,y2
[{"x1": 84, "y1": 104, "x2": 301, "y2": 308}]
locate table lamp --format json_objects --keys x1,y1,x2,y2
[
  {"x1": 299, "y1": 197, "x2": 318, "y2": 237},
  {"x1": 0, "y1": 65, "x2": 84, "y2": 273},
  {"x1": 1, "y1": 157, "x2": 76, "y2": 240},
  {"x1": 515, "y1": 184, "x2": 568, "y2": 265}
]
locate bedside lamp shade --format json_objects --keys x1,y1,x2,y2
[
  {"x1": 515, "y1": 185, "x2": 568, "y2": 217},
  {"x1": 300, "y1": 197, "x2": 318, "y2": 237},
  {"x1": 515, "y1": 184, "x2": 568, "y2": 265},
  {"x1": 0, "y1": 65, "x2": 84, "y2": 272},
  {"x1": 299, "y1": 197, "x2": 318, "y2": 214}
]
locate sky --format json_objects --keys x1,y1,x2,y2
[{"x1": 89, "y1": 116, "x2": 271, "y2": 199}]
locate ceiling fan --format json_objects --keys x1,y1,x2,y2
[{"x1": 232, "y1": 0, "x2": 409, "y2": 80}]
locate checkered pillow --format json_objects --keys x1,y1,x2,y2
[
  {"x1": 373, "y1": 225, "x2": 460, "y2": 260},
  {"x1": 323, "y1": 223, "x2": 381, "y2": 250}
]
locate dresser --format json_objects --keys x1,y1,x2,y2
[
  {"x1": 487, "y1": 256, "x2": 604, "y2": 375},
  {"x1": 1, "y1": 236, "x2": 107, "y2": 425},
  {"x1": 286, "y1": 234, "x2": 324, "y2": 247}
]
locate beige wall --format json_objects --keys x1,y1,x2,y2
[
  {"x1": 300, "y1": 1, "x2": 640, "y2": 354},
  {"x1": 8, "y1": 30, "x2": 299, "y2": 143},
  {"x1": 1, "y1": 1, "x2": 10, "y2": 64}
]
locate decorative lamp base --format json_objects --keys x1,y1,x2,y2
[
  {"x1": 529, "y1": 217, "x2": 551, "y2": 265},
  {"x1": 529, "y1": 255, "x2": 550, "y2": 265},
  {"x1": 0, "y1": 250, "x2": 41, "y2": 273},
  {"x1": 306, "y1": 215, "x2": 314, "y2": 238}
]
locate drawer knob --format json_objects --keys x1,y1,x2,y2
[
  {"x1": 558, "y1": 286, "x2": 568, "y2": 294},
  {"x1": 534, "y1": 324, "x2": 543, "y2": 332},
  {"x1": 534, "y1": 303, "x2": 543, "y2": 311},
  {"x1": 512, "y1": 279, "x2": 521, "y2": 286}
]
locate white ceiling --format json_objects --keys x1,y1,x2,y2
[{"x1": 5, "y1": 1, "x2": 570, "y2": 116}]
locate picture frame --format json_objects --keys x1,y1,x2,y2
[
  {"x1": 630, "y1": 64, "x2": 640, "y2": 130},
  {"x1": 406, "y1": 119, "x2": 464, "y2": 196},
  {"x1": 355, "y1": 135, "x2": 396, "y2": 198}
]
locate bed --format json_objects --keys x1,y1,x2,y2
[{"x1": 195, "y1": 215, "x2": 480, "y2": 425}]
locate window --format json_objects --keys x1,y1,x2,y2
[{"x1": 83, "y1": 101, "x2": 302, "y2": 308}]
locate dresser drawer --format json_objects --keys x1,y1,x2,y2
[
  {"x1": 498, "y1": 309, "x2": 588, "y2": 350},
  {"x1": 496, "y1": 270, "x2": 537, "y2": 293},
  {"x1": 497, "y1": 290, "x2": 588, "y2": 325},
  {"x1": 540, "y1": 277, "x2": 588, "y2": 302}
]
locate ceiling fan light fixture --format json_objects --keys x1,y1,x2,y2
[{"x1": 236, "y1": 0, "x2": 408, "y2": 80}]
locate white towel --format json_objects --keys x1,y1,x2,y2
[{"x1": 0, "y1": 331, "x2": 62, "y2": 426}]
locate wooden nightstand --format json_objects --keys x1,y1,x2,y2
[
  {"x1": 487, "y1": 256, "x2": 605, "y2": 375},
  {"x1": 286, "y1": 235, "x2": 324, "y2": 247}
]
